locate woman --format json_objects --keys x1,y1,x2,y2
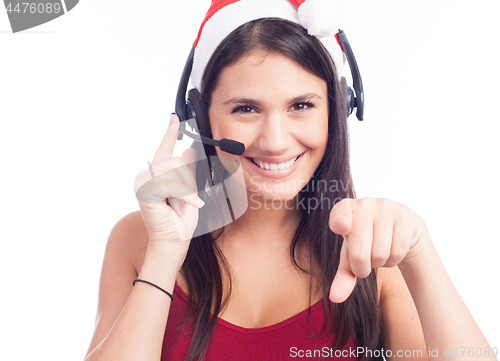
[{"x1": 83, "y1": 1, "x2": 497, "y2": 360}]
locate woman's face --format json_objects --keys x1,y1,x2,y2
[{"x1": 208, "y1": 50, "x2": 329, "y2": 204}]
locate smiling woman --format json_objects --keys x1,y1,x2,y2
[
  {"x1": 183, "y1": 19, "x2": 374, "y2": 358},
  {"x1": 82, "y1": 1, "x2": 498, "y2": 361}
]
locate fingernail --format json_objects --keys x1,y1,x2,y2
[{"x1": 196, "y1": 197, "x2": 205, "y2": 208}]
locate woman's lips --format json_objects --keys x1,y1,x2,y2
[{"x1": 244, "y1": 152, "x2": 305, "y2": 179}]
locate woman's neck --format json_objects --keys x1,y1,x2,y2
[
  {"x1": 212, "y1": 197, "x2": 318, "y2": 304},
  {"x1": 229, "y1": 198, "x2": 299, "y2": 239},
  {"x1": 213, "y1": 198, "x2": 306, "y2": 268}
]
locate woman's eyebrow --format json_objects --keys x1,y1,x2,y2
[
  {"x1": 222, "y1": 93, "x2": 321, "y2": 106},
  {"x1": 222, "y1": 98, "x2": 261, "y2": 106},
  {"x1": 289, "y1": 93, "x2": 321, "y2": 104}
]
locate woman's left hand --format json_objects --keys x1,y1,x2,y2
[{"x1": 328, "y1": 197, "x2": 427, "y2": 303}]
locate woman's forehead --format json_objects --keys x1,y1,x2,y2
[{"x1": 214, "y1": 50, "x2": 327, "y2": 96}]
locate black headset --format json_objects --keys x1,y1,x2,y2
[{"x1": 175, "y1": 29, "x2": 364, "y2": 156}]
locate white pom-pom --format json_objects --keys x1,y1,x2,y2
[{"x1": 297, "y1": 0, "x2": 346, "y2": 37}]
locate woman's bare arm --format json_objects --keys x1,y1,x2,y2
[
  {"x1": 330, "y1": 199, "x2": 497, "y2": 360},
  {"x1": 394, "y1": 223, "x2": 498, "y2": 360},
  {"x1": 378, "y1": 266, "x2": 428, "y2": 360},
  {"x1": 83, "y1": 211, "x2": 186, "y2": 361}
]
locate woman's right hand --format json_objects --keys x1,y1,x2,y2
[{"x1": 134, "y1": 114, "x2": 205, "y2": 245}]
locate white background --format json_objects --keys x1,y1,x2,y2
[{"x1": 1, "y1": 0, "x2": 499, "y2": 359}]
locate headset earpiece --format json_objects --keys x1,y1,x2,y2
[
  {"x1": 339, "y1": 76, "x2": 351, "y2": 116},
  {"x1": 186, "y1": 89, "x2": 203, "y2": 130},
  {"x1": 176, "y1": 94, "x2": 197, "y2": 140},
  {"x1": 180, "y1": 92, "x2": 198, "y2": 133},
  {"x1": 335, "y1": 30, "x2": 364, "y2": 121},
  {"x1": 175, "y1": 47, "x2": 218, "y2": 140}
]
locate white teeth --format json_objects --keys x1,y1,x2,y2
[{"x1": 251, "y1": 155, "x2": 299, "y2": 170}]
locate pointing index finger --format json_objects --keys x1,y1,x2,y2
[
  {"x1": 329, "y1": 199, "x2": 355, "y2": 235},
  {"x1": 329, "y1": 241, "x2": 357, "y2": 303},
  {"x1": 151, "y1": 113, "x2": 180, "y2": 165}
]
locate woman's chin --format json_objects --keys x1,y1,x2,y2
[{"x1": 247, "y1": 190, "x2": 301, "y2": 208}]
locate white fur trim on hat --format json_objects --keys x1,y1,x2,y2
[
  {"x1": 297, "y1": 0, "x2": 346, "y2": 37},
  {"x1": 191, "y1": 0, "x2": 346, "y2": 91}
]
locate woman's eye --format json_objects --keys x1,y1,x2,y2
[
  {"x1": 290, "y1": 102, "x2": 314, "y2": 111},
  {"x1": 232, "y1": 105, "x2": 256, "y2": 114}
]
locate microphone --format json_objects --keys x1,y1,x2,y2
[{"x1": 178, "y1": 123, "x2": 246, "y2": 156}]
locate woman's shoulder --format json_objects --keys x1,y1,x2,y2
[
  {"x1": 108, "y1": 210, "x2": 149, "y2": 275},
  {"x1": 113, "y1": 210, "x2": 187, "y2": 287}
]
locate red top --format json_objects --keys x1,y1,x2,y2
[{"x1": 161, "y1": 283, "x2": 357, "y2": 361}]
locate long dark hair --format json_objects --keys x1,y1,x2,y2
[{"x1": 179, "y1": 18, "x2": 384, "y2": 361}]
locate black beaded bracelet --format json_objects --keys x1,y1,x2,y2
[{"x1": 133, "y1": 279, "x2": 174, "y2": 301}]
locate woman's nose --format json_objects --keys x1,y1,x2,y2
[{"x1": 256, "y1": 112, "x2": 291, "y2": 153}]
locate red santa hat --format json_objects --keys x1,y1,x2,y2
[{"x1": 191, "y1": 0, "x2": 349, "y2": 91}]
